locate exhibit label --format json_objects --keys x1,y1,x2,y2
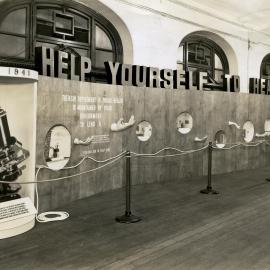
[{"x1": 0, "y1": 197, "x2": 36, "y2": 223}]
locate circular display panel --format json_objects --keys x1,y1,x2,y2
[
  {"x1": 243, "y1": 121, "x2": 254, "y2": 143},
  {"x1": 215, "y1": 130, "x2": 226, "y2": 148},
  {"x1": 136, "y1": 121, "x2": 152, "y2": 142},
  {"x1": 44, "y1": 125, "x2": 71, "y2": 170},
  {"x1": 176, "y1": 112, "x2": 193, "y2": 134}
]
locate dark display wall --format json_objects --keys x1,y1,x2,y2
[{"x1": 36, "y1": 76, "x2": 270, "y2": 211}]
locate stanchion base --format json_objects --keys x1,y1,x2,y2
[
  {"x1": 200, "y1": 188, "x2": 219, "y2": 195},
  {"x1": 115, "y1": 212, "x2": 141, "y2": 224}
]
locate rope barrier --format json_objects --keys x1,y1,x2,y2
[
  {"x1": 2, "y1": 140, "x2": 267, "y2": 186},
  {"x1": 215, "y1": 140, "x2": 264, "y2": 146},
  {"x1": 212, "y1": 144, "x2": 240, "y2": 150},
  {"x1": 212, "y1": 140, "x2": 268, "y2": 150},
  {"x1": 21, "y1": 146, "x2": 209, "y2": 223},
  {"x1": 0, "y1": 154, "x2": 125, "y2": 185},
  {"x1": 241, "y1": 141, "x2": 265, "y2": 147},
  {"x1": 33, "y1": 153, "x2": 125, "y2": 222},
  {"x1": 131, "y1": 146, "x2": 197, "y2": 156},
  {"x1": 200, "y1": 139, "x2": 270, "y2": 195},
  {"x1": 130, "y1": 145, "x2": 208, "y2": 158},
  {"x1": 3, "y1": 140, "x2": 270, "y2": 222},
  {"x1": 36, "y1": 151, "x2": 127, "y2": 170}
]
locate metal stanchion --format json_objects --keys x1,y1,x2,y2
[
  {"x1": 115, "y1": 150, "x2": 141, "y2": 223},
  {"x1": 265, "y1": 141, "x2": 270, "y2": 182},
  {"x1": 200, "y1": 142, "x2": 219, "y2": 194}
]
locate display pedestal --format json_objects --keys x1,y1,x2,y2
[
  {"x1": 0, "y1": 197, "x2": 37, "y2": 239},
  {"x1": 0, "y1": 67, "x2": 38, "y2": 239},
  {"x1": 0, "y1": 217, "x2": 35, "y2": 239}
]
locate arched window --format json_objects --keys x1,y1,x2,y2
[
  {"x1": 177, "y1": 35, "x2": 229, "y2": 90},
  {"x1": 0, "y1": 0, "x2": 123, "y2": 82},
  {"x1": 260, "y1": 54, "x2": 270, "y2": 79}
]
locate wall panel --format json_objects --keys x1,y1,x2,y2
[{"x1": 36, "y1": 77, "x2": 270, "y2": 211}]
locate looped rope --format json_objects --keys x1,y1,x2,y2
[
  {"x1": 0, "y1": 152, "x2": 126, "y2": 185},
  {"x1": 36, "y1": 151, "x2": 127, "y2": 171},
  {"x1": 36, "y1": 211, "x2": 69, "y2": 223},
  {"x1": 33, "y1": 153, "x2": 126, "y2": 223},
  {"x1": 130, "y1": 145, "x2": 208, "y2": 158},
  {"x1": 212, "y1": 140, "x2": 268, "y2": 150}
]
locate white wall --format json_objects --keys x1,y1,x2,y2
[
  {"x1": 0, "y1": 82, "x2": 37, "y2": 201},
  {"x1": 96, "y1": 0, "x2": 270, "y2": 92}
]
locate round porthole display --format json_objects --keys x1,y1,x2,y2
[
  {"x1": 215, "y1": 130, "x2": 226, "y2": 148},
  {"x1": 44, "y1": 125, "x2": 71, "y2": 170},
  {"x1": 176, "y1": 112, "x2": 193, "y2": 134},
  {"x1": 264, "y1": 119, "x2": 270, "y2": 136},
  {"x1": 136, "y1": 121, "x2": 152, "y2": 142},
  {"x1": 243, "y1": 121, "x2": 254, "y2": 143}
]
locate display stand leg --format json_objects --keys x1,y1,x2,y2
[
  {"x1": 200, "y1": 142, "x2": 219, "y2": 194},
  {"x1": 115, "y1": 151, "x2": 141, "y2": 223}
]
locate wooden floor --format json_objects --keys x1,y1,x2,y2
[{"x1": 1, "y1": 167, "x2": 270, "y2": 270}]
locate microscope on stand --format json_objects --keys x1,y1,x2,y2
[{"x1": 0, "y1": 108, "x2": 30, "y2": 203}]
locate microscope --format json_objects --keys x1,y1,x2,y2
[{"x1": 0, "y1": 108, "x2": 30, "y2": 203}]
